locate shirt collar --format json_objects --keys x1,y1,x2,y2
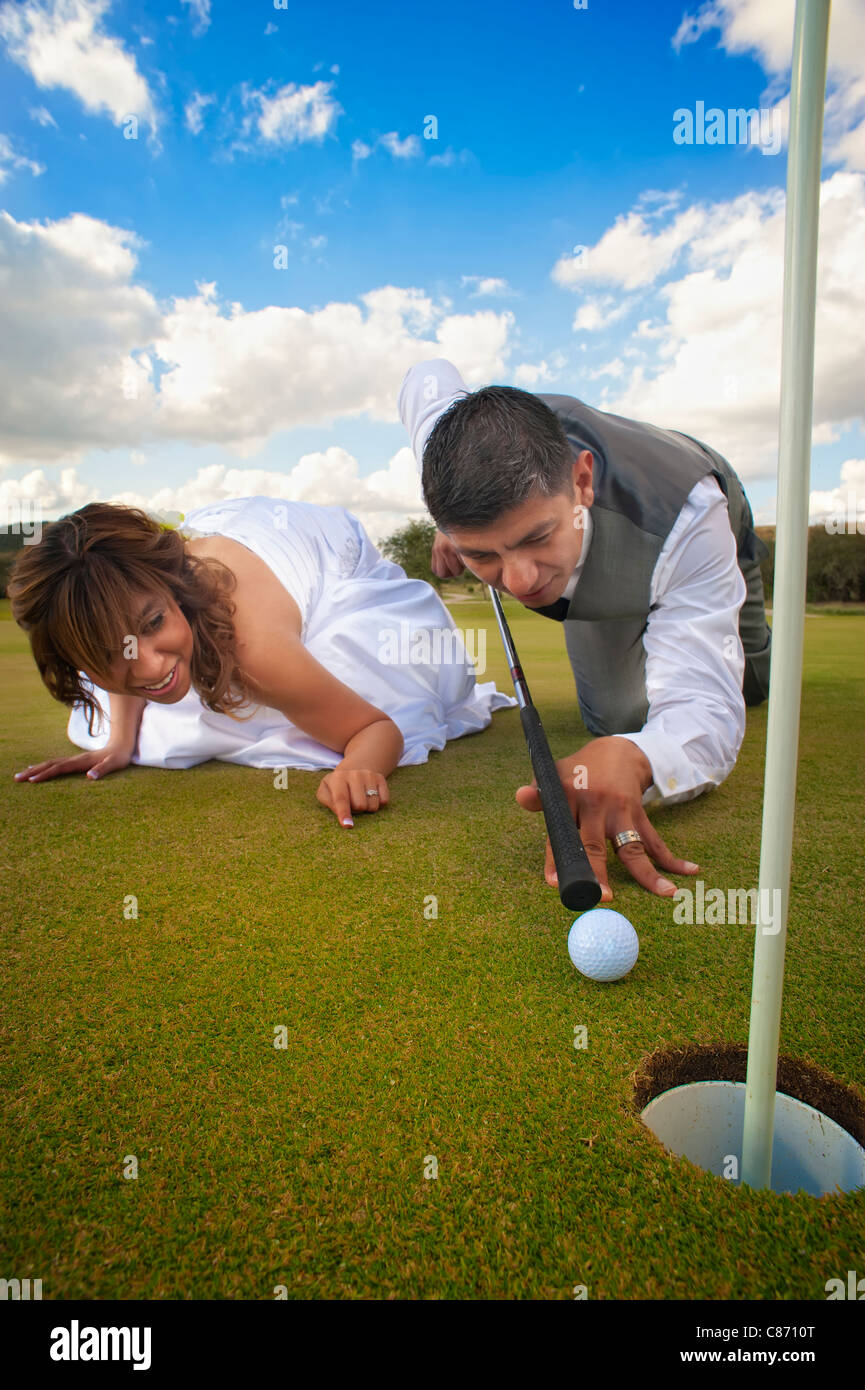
[{"x1": 560, "y1": 505, "x2": 593, "y2": 601}]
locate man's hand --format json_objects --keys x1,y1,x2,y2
[
  {"x1": 316, "y1": 768, "x2": 390, "y2": 827},
  {"x1": 430, "y1": 529, "x2": 465, "y2": 579},
  {"x1": 514, "y1": 736, "x2": 699, "y2": 900}
]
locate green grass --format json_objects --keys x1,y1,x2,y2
[{"x1": 2, "y1": 601, "x2": 864, "y2": 1300}]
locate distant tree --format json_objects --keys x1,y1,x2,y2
[
  {"x1": 805, "y1": 527, "x2": 865, "y2": 602},
  {"x1": 758, "y1": 525, "x2": 865, "y2": 604},
  {"x1": 0, "y1": 529, "x2": 33, "y2": 599},
  {"x1": 379, "y1": 517, "x2": 442, "y2": 591},
  {"x1": 757, "y1": 527, "x2": 775, "y2": 597}
]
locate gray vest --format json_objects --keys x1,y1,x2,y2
[{"x1": 536, "y1": 394, "x2": 770, "y2": 735}]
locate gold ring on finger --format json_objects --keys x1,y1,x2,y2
[{"x1": 613, "y1": 829, "x2": 643, "y2": 850}]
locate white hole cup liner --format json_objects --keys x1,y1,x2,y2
[{"x1": 641, "y1": 1081, "x2": 865, "y2": 1197}]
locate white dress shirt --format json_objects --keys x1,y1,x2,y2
[{"x1": 399, "y1": 359, "x2": 747, "y2": 808}]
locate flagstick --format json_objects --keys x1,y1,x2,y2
[{"x1": 741, "y1": 0, "x2": 831, "y2": 1189}]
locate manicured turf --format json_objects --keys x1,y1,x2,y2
[{"x1": 2, "y1": 598, "x2": 863, "y2": 1299}]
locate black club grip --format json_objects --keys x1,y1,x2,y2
[{"x1": 520, "y1": 704, "x2": 602, "y2": 912}]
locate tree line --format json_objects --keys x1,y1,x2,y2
[{"x1": 2, "y1": 518, "x2": 864, "y2": 604}]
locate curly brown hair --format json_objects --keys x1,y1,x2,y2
[{"x1": 8, "y1": 502, "x2": 256, "y2": 736}]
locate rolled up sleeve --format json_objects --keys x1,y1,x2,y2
[
  {"x1": 397, "y1": 358, "x2": 469, "y2": 472},
  {"x1": 617, "y1": 476, "x2": 747, "y2": 807}
]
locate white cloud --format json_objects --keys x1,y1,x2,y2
[
  {"x1": 0, "y1": 210, "x2": 161, "y2": 464},
  {"x1": 184, "y1": 91, "x2": 214, "y2": 135},
  {"x1": 0, "y1": 465, "x2": 90, "y2": 516},
  {"x1": 553, "y1": 207, "x2": 706, "y2": 291},
  {"x1": 432, "y1": 311, "x2": 513, "y2": 385},
  {"x1": 353, "y1": 132, "x2": 423, "y2": 163},
  {"x1": 811, "y1": 421, "x2": 841, "y2": 447},
  {"x1": 379, "y1": 131, "x2": 421, "y2": 159},
  {"x1": 0, "y1": 133, "x2": 45, "y2": 184},
  {"x1": 10, "y1": 451, "x2": 427, "y2": 546},
  {"x1": 181, "y1": 0, "x2": 211, "y2": 36},
  {"x1": 29, "y1": 103, "x2": 57, "y2": 126},
  {"x1": 635, "y1": 187, "x2": 685, "y2": 218},
  {"x1": 672, "y1": 0, "x2": 865, "y2": 172},
  {"x1": 0, "y1": 0, "x2": 158, "y2": 134},
  {"x1": 241, "y1": 81, "x2": 341, "y2": 148},
  {"x1": 760, "y1": 455, "x2": 865, "y2": 527},
  {"x1": 826, "y1": 75, "x2": 865, "y2": 172},
  {"x1": 461, "y1": 275, "x2": 512, "y2": 298},
  {"x1": 572, "y1": 296, "x2": 633, "y2": 332},
  {"x1": 427, "y1": 146, "x2": 474, "y2": 168},
  {"x1": 590, "y1": 172, "x2": 865, "y2": 481},
  {"x1": 0, "y1": 210, "x2": 516, "y2": 464},
  {"x1": 588, "y1": 358, "x2": 625, "y2": 380},
  {"x1": 673, "y1": 0, "x2": 859, "y2": 73},
  {"x1": 512, "y1": 361, "x2": 551, "y2": 387},
  {"x1": 808, "y1": 458, "x2": 865, "y2": 525},
  {"x1": 572, "y1": 304, "x2": 603, "y2": 331}
]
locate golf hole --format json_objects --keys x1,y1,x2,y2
[{"x1": 634, "y1": 1044, "x2": 865, "y2": 1197}]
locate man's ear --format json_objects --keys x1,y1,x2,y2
[{"x1": 572, "y1": 449, "x2": 594, "y2": 508}]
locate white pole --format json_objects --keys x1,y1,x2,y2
[{"x1": 741, "y1": 0, "x2": 831, "y2": 1190}]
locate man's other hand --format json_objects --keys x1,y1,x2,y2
[{"x1": 430, "y1": 530, "x2": 465, "y2": 579}]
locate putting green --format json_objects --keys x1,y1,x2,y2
[{"x1": 2, "y1": 599, "x2": 863, "y2": 1299}]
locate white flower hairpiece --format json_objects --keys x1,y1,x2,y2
[
  {"x1": 148, "y1": 508, "x2": 185, "y2": 532},
  {"x1": 146, "y1": 507, "x2": 209, "y2": 540}
]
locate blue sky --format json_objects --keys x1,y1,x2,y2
[{"x1": 1, "y1": 0, "x2": 863, "y2": 540}]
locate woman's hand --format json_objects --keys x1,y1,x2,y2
[
  {"x1": 316, "y1": 768, "x2": 390, "y2": 826},
  {"x1": 13, "y1": 745, "x2": 134, "y2": 783}
]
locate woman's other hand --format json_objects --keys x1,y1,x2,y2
[{"x1": 13, "y1": 745, "x2": 134, "y2": 783}]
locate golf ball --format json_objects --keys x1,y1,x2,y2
[{"x1": 567, "y1": 908, "x2": 639, "y2": 982}]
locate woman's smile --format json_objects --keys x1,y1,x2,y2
[{"x1": 136, "y1": 662, "x2": 180, "y2": 696}]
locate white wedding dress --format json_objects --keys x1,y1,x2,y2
[{"x1": 66, "y1": 496, "x2": 515, "y2": 769}]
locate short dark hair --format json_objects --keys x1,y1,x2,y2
[{"x1": 422, "y1": 386, "x2": 573, "y2": 530}]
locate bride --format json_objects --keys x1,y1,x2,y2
[{"x1": 10, "y1": 495, "x2": 513, "y2": 825}]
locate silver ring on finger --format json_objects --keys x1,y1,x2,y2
[
  {"x1": 613, "y1": 829, "x2": 643, "y2": 850},
  {"x1": 364, "y1": 787, "x2": 378, "y2": 796}
]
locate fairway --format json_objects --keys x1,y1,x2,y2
[{"x1": 2, "y1": 598, "x2": 863, "y2": 1300}]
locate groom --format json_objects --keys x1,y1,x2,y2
[{"x1": 398, "y1": 358, "x2": 772, "y2": 903}]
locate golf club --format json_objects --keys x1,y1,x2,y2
[{"x1": 489, "y1": 585, "x2": 602, "y2": 912}]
